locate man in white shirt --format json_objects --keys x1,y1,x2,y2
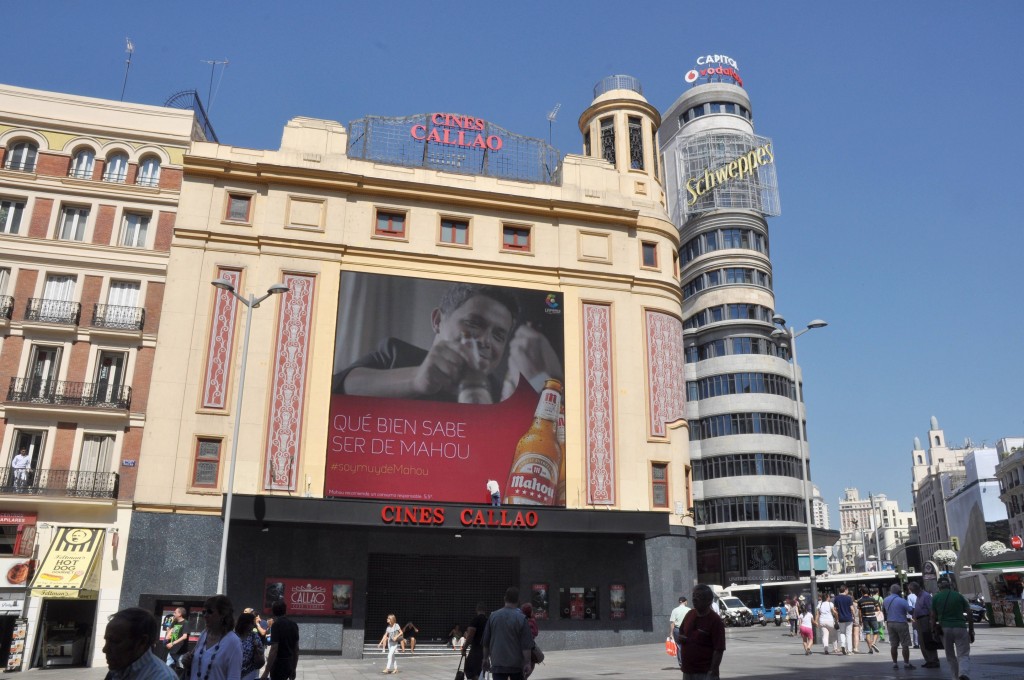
[
  {"x1": 487, "y1": 479, "x2": 500, "y2": 506},
  {"x1": 668, "y1": 596, "x2": 691, "y2": 670},
  {"x1": 11, "y1": 448, "x2": 31, "y2": 491}
]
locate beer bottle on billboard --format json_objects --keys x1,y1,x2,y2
[
  {"x1": 556, "y1": 403, "x2": 566, "y2": 506},
  {"x1": 504, "y1": 379, "x2": 562, "y2": 505}
]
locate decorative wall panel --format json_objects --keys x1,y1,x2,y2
[
  {"x1": 200, "y1": 268, "x2": 241, "y2": 409},
  {"x1": 264, "y1": 273, "x2": 316, "y2": 491},
  {"x1": 583, "y1": 303, "x2": 615, "y2": 505},
  {"x1": 645, "y1": 310, "x2": 685, "y2": 437}
]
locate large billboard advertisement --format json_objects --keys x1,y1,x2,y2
[{"x1": 327, "y1": 273, "x2": 565, "y2": 506}]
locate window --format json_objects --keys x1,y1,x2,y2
[
  {"x1": 103, "y1": 153, "x2": 129, "y2": 183},
  {"x1": 600, "y1": 117, "x2": 616, "y2": 166},
  {"x1": 58, "y1": 205, "x2": 89, "y2": 241},
  {"x1": 120, "y1": 213, "x2": 149, "y2": 247},
  {"x1": 440, "y1": 218, "x2": 469, "y2": 245},
  {"x1": 78, "y1": 435, "x2": 114, "y2": 474},
  {"x1": 192, "y1": 438, "x2": 222, "y2": 488},
  {"x1": 4, "y1": 142, "x2": 37, "y2": 172},
  {"x1": 69, "y1": 148, "x2": 95, "y2": 179},
  {"x1": 641, "y1": 241, "x2": 658, "y2": 268},
  {"x1": 137, "y1": 156, "x2": 161, "y2": 187},
  {"x1": 225, "y1": 194, "x2": 252, "y2": 223},
  {"x1": 374, "y1": 210, "x2": 406, "y2": 237},
  {"x1": 627, "y1": 116, "x2": 644, "y2": 170},
  {"x1": 0, "y1": 198, "x2": 25, "y2": 234},
  {"x1": 652, "y1": 463, "x2": 668, "y2": 508},
  {"x1": 502, "y1": 224, "x2": 531, "y2": 252}
]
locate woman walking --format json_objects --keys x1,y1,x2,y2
[
  {"x1": 186, "y1": 595, "x2": 243, "y2": 680},
  {"x1": 234, "y1": 612, "x2": 264, "y2": 680},
  {"x1": 799, "y1": 603, "x2": 815, "y2": 655},
  {"x1": 814, "y1": 592, "x2": 838, "y2": 655},
  {"x1": 377, "y1": 614, "x2": 402, "y2": 674},
  {"x1": 787, "y1": 599, "x2": 799, "y2": 636}
]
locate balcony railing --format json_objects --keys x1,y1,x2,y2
[
  {"x1": 7, "y1": 377, "x2": 132, "y2": 410},
  {"x1": 24, "y1": 298, "x2": 81, "y2": 325},
  {"x1": 92, "y1": 304, "x2": 145, "y2": 331},
  {"x1": 0, "y1": 467, "x2": 119, "y2": 499},
  {"x1": 0, "y1": 295, "x2": 12, "y2": 320}
]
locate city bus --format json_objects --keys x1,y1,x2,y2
[{"x1": 726, "y1": 571, "x2": 922, "y2": 623}]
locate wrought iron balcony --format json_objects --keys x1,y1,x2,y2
[
  {"x1": 0, "y1": 467, "x2": 119, "y2": 500},
  {"x1": 24, "y1": 298, "x2": 81, "y2": 325},
  {"x1": 7, "y1": 377, "x2": 132, "y2": 410},
  {"x1": 92, "y1": 304, "x2": 145, "y2": 331},
  {"x1": 0, "y1": 295, "x2": 12, "y2": 320}
]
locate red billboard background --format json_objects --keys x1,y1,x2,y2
[
  {"x1": 327, "y1": 273, "x2": 565, "y2": 505},
  {"x1": 263, "y1": 578, "x2": 353, "y2": 617}
]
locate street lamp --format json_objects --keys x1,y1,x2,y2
[
  {"x1": 211, "y1": 277, "x2": 289, "y2": 594},
  {"x1": 771, "y1": 316, "x2": 827, "y2": 614}
]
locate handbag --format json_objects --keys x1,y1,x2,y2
[
  {"x1": 454, "y1": 653, "x2": 465, "y2": 680},
  {"x1": 665, "y1": 636, "x2": 677, "y2": 656},
  {"x1": 252, "y1": 635, "x2": 266, "y2": 670},
  {"x1": 531, "y1": 643, "x2": 545, "y2": 665}
]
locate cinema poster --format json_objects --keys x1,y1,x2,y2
[
  {"x1": 264, "y1": 578, "x2": 353, "y2": 617},
  {"x1": 326, "y1": 273, "x2": 565, "y2": 505}
]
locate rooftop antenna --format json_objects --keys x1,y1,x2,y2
[
  {"x1": 120, "y1": 37, "x2": 134, "y2": 101},
  {"x1": 200, "y1": 58, "x2": 230, "y2": 114},
  {"x1": 547, "y1": 103, "x2": 561, "y2": 145}
]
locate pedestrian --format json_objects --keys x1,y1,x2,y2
[
  {"x1": 798, "y1": 603, "x2": 814, "y2": 656},
  {"x1": 262, "y1": 600, "x2": 299, "y2": 680},
  {"x1": 668, "y1": 595, "x2": 691, "y2": 669},
  {"x1": 907, "y1": 584, "x2": 920, "y2": 648},
  {"x1": 678, "y1": 584, "x2": 725, "y2": 680},
  {"x1": 813, "y1": 592, "x2": 837, "y2": 655},
  {"x1": 930, "y1": 576, "x2": 974, "y2": 680},
  {"x1": 242, "y1": 608, "x2": 268, "y2": 644},
  {"x1": 103, "y1": 607, "x2": 178, "y2": 680},
  {"x1": 487, "y1": 479, "x2": 501, "y2": 506},
  {"x1": 786, "y1": 599, "x2": 799, "y2": 636},
  {"x1": 164, "y1": 607, "x2": 190, "y2": 675},
  {"x1": 449, "y1": 624, "x2": 466, "y2": 651},
  {"x1": 399, "y1": 622, "x2": 418, "y2": 653},
  {"x1": 481, "y1": 586, "x2": 534, "y2": 680},
  {"x1": 908, "y1": 581, "x2": 941, "y2": 668},
  {"x1": 521, "y1": 603, "x2": 538, "y2": 639},
  {"x1": 855, "y1": 586, "x2": 881, "y2": 654},
  {"x1": 850, "y1": 595, "x2": 861, "y2": 653},
  {"x1": 882, "y1": 584, "x2": 915, "y2": 670},
  {"x1": 377, "y1": 614, "x2": 402, "y2": 674},
  {"x1": 235, "y1": 612, "x2": 265, "y2": 680},
  {"x1": 833, "y1": 584, "x2": 855, "y2": 655},
  {"x1": 184, "y1": 595, "x2": 243, "y2": 680},
  {"x1": 871, "y1": 587, "x2": 887, "y2": 643},
  {"x1": 11, "y1": 447, "x2": 31, "y2": 492},
  {"x1": 463, "y1": 602, "x2": 489, "y2": 680}
]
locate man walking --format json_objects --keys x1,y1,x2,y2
[
  {"x1": 931, "y1": 576, "x2": 974, "y2": 680},
  {"x1": 482, "y1": 587, "x2": 534, "y2": 680},
  {"x1": 668, "y1": 596, "x2": 690, "y2": 669},
  {"x1": 908, "y1": 581, "x2": 940, "y2": 668},
  {"x1": 163, "y1": 608, "x2": 190, "y2": 675},
  {"x1": 678, "y1": 584, "x2": 725, "y2": 680},
  {"x1": 833, "y1": 584, "x2": 856, "y2": 655},
  {"x1": 882, "y1": 584, "x2": 915, "y2": 670},
  {"x1": 856, "y1": 587, "x2": 881, "y2": 654},
  {"x1": 262, "y1": 600, "x2": 299, "y2": 680}
]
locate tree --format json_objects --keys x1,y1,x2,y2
[
  {"x1": 980, "y1": 541, "x2": 1010, "y2": 557},
  {"x1": 932, "y1": 549, "x2": 957, "y2": 567}
]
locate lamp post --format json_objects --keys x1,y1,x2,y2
[
  {"x1": 771, "y1": 316, "x2": 827, "y2": 614},
  {"x1": 211, "y1": 277, "x2": 289, "y2": 594}
]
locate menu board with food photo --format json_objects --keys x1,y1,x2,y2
[{"x1": 0, "y1": 557, "x2": 32, "y2": 588}]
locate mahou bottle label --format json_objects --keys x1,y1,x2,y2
[{"x1": 505, "y1": 381, "x2": 562, "y2": 506}]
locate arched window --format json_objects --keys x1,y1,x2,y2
[
  {"x1": 4, "y1": 141, "x2": 38, "y2": 172},
  {"x1": 137, "y1": 156, "x2": 161, "y2": 187},
  {"x1": 103, "y1": 153, "x2": 129, "y2": 183},
  {"x1": 69, "y1": 148, "x2": 95, "y2": 179}
]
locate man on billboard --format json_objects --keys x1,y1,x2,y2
[{"x1": 333, "y1": 282, "x2": 561, "y2": 403}]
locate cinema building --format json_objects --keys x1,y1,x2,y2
[
  {"x1": 0, "y1": 84, "x2": 210, "y2": 669},
  {"x1": 659, "y1": 64, "x2": 836, "y2": 584},
  {"x1": 123, "y1": 75, "x2": 695, "y2": 655}
]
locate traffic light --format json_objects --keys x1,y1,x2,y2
[{"x1": 951, "y1": 536, "x2": 960, "y2": 551}]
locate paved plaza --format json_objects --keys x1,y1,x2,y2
[{"x1": 29, "y1": 623, "x2": 1024, "y2": 680}]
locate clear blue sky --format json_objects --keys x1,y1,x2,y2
[{"x1": 7, "y1": 1, "x2": 1022, "y2": 526}]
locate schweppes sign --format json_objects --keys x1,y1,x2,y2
[{"x1": 686, "y1": 142, "x2": 774, "y2": 206}]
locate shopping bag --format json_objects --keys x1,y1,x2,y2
[{"x1": 665, "y1": 636, "x2": 678, "y2": 656}]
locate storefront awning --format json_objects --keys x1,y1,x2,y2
[{"x1": 29, "y1": 527, "x2": 103, "y2": 600}]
